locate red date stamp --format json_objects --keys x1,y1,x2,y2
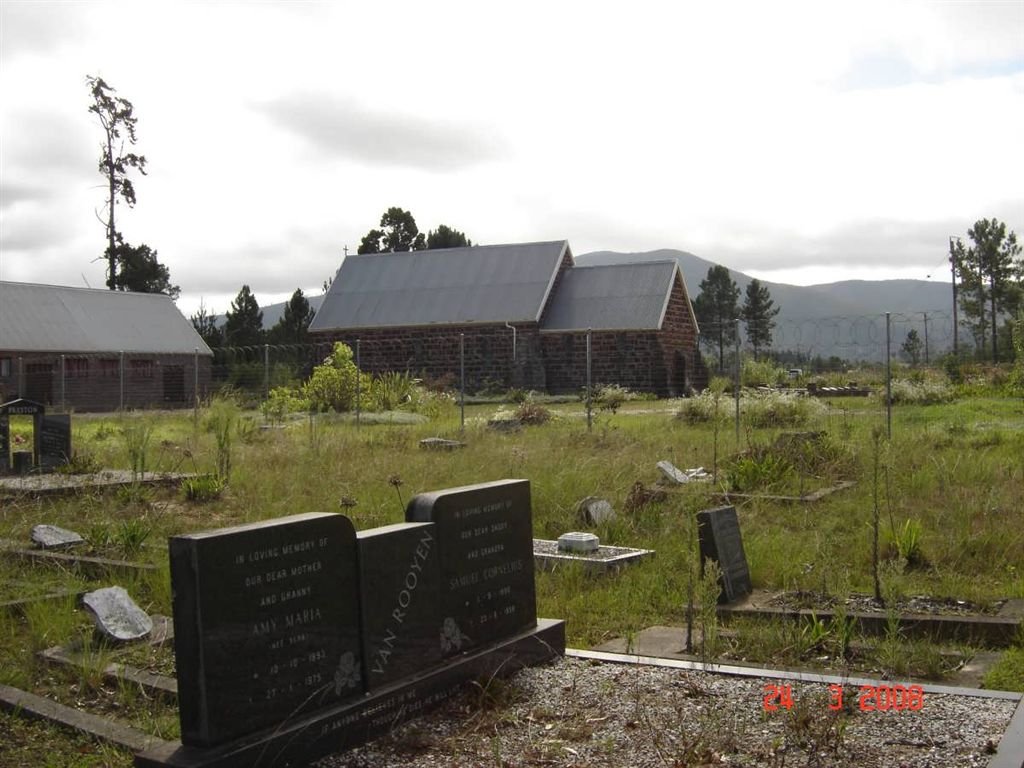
[{"x1": 763, "y1": 683, "x2": 925, "y2": 713}]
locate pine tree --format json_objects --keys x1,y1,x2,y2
[
  {"x1": 224, "y1": 285, "x2": 264, "y2": 347},
  {"x1": 693, "y1": 265, "x2": 740, "y2": 372},
  {"x1": 268, "y1": 289, "x2": 315, "y2": 345},
  {"x1": 740, "y1": 278, "x2": 779, "y2": 360},
  {"x1": 190, "y1": 302, "x2": 223, "y2": 348}
]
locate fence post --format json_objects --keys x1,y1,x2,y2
[
  {"x1": 459, "y1": 334, "x2": 465, "y2": 433},
  {"x1": 734, "y1": 318, "x2": 741, "y2": 446},
  {"x1": 922, "y1": 312, "x2": 929, "y2": 365},
  {"x1": 885, "y1": 312, "x2": 892, "y2": 440},
  {"x1": 355, "y1": 339, "x2": 361, "y2": 428},
  {"x1": 193, "y1": 347, "x2": 200, "y2": 420},
  {"x1": 119, "y1": 350, "x2": 125, "y2": 412},
  {"x1": 60, "y1": 354, "x2": 66, "y2": 412},
  {"x1": 586, "y1": 329, "x2": 592, "y2": 433},
  {"x1": 263, "y1": 343, "x2": 270, "y2": 403}
]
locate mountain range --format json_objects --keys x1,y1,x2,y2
[{"x1": 231, "y1": 249, "x2": 956, "y2": 361}]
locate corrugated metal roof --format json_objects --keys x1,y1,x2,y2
[
  {"x1": 309, "y1": 241, "x2": 570, "y2": 330},
  {"x1": 540, "y1": 261, "x2": 679, "y2": 331},
  {"x1": 0, "y1": 282, "x2": 213, "y2": 355}
]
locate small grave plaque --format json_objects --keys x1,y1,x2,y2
[
  {"x1": 169, "y1": 512, "x2": 362, "y2": 747},
  {"x1": 696, "y1": 505, "x2": 752, "y2": 604},
  {"x1": 82, "y1": 586, "x2": 153, "y2": 642},
  {"x1": 38, "y1": 414, "x2": 71, "y2": 470},
  {"x1": 357, "y1": 522, "x2": 442, "y2": 688},
  {"x1": 31, "y1": 524, "x2": 84, "y2": 549},
  {"x1": 407, "y1": 479, "x2": 537, "y2": 656}
]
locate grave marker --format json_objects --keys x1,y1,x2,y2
[
  {"x1": 169, "y1": 512, "x2": 362, "y2": 747},
  {"x1": 406, "y1": 479, "x2": 537, "y2": 655},
  {"x1": 696, "y1": 506, "x2": 752, "y2": 603},
  {"x1": 357, "y1": 522, "x2": 442, "y2": 688},
  {"x1": 38, "y1": 414, "x2": 71, "y2": 470}
]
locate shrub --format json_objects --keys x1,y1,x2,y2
[
  {"x1": 741, "y1": 358, "x2": 787, "y2": 387},
  {"x1": 675, "y1": 389, "x2": 729, "y2": 424},
  {"x1": 743, "y1": 390, "x2": 827, "y2": 428},
  {"x1": 181, "y1": 474, "x2": 225, "y2": 503},
  {"x1": 724, "y1": 447, "x2": 794, "y2": 492},
  {"x1": 303, "y1": 343, "x2": 365, "y2": 412},
  {"x1": 261, "y1": 386, "x2": 311, "y2": 423},
  {"x1": 514, "y1": 401, "x2": 552, "y2": 425},
  {"x1": 371, "y1": 371, "x2": 419, "y2": 411},
  {"x1": 888, "y1": 379, "x2": 956, "y2": 405}
]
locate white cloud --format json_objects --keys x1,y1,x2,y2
[{"x1": 0, "y1": 0, "x2": 1021, "y2": 320}]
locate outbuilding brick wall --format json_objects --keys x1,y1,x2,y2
[{"x1": 0, "y1": 351, "x2": 212, "y2": 412}]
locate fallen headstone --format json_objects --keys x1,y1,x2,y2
[
  {"x1": 657, "y1": 460, "x2": 689, "y2": 484},
  {"x1": 82, "y1": 586, "x2": 153, "y2": 642},
  {"x1": 557, "y1": 531, "x2": 600, "y2": 553},
  {"x1": 30, "y1": 524, "x2": 84, "y2": 549},
  {"x1": 576, "y1": 496, "x2": 615, "y2": 526},
  {"x1": 419, "y1": 437, "x2": 466, "y2": 451}
]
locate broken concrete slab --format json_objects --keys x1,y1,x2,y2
[
  {"x1": 82, "y1": 586, "x2": 153, "y2": 642},
  {"x1": 30, "y1": 524, "x2": 84, "y2": 549}
]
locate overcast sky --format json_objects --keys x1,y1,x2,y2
[{"x1": 1, "y1": 0, "x2": 1022, "y2": 318}]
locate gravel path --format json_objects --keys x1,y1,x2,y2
[{"x1": 318, "y1": 656, "x2": 1018, "y2": 768}]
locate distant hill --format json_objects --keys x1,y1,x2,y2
[{"x1": 577, "y1": 249, "x2": 954, "y2": 361}]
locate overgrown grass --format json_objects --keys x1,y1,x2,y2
[{"x1": 0, "y1": 381, "x2": 1021, "y2": 749}]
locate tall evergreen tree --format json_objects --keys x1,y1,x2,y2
[
  {"x1": 357, "y1": 207, "x2": 426, "y2": 254},
  {"x1": 224, "y1": 285, "x2": 264, "y2": 347},
  {"x1": 268, "y1": 288, "x2": 315, "y2": 345},
  {"x1": 110, "y1": 241, "x2": 179, "y2": 299},
  {"x1": 693, "y1": 265, "x2": 740, "y2": 371},
  {"x1": 426, "y1": 224, "x2": 472, "y2": 250},
  {"x1": 190, "y1": 302, "x2": 223, "y2": 348},
  {"x1": 740, "y1": 278, "x2": 779, "y2": 360},
  {"x1": 954, "y1": 218, "x2": 1023, "y2": 361}
]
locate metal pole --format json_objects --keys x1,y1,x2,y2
[
  {"x1": 734, "y1": 318, "x2": 741, "y2": 445},
  {"x1": 119, "y1": 350, "x2": 125, "y2": 411},
  {"x1": 459, "y1": 334, "x2": 465, "y2": 433},
  {"x1": 60, "y1": 354, "x2": 66, "y2": 412},
  {"x1": 922, "y1": 312, "x2": 929, "y2": 365},
  {"x1": 949, "y1": 237, "x2": 959, "y2": 357},
  {"x1": 263, "y1": 343, "x2": 270, "y2": 403},
  {"x1": 885, "y1": 312, "x2": 892, "y2": 440},
  {"x1": 355, "y1": 339, "x2": 361, "y2": 428},
  {"x1": 586, "y1": 329, "x2": 592, "y2": 433},
  {"x1": 193, "y1": 347, "x2": 199, "y2": 421}
]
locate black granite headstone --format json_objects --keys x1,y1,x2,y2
[
  {"x1": 0, "y1": 415, "x2": 8, "y2": 474},
  {"x1": 406, "y1": 479, "x2": 537, "y2": 656},
  {"x1": 38, "y1": 414, "x2": 71, "y2": 470},
  {"x1": 356, "y1": 522, "x2": 442, "y2": 689},
  {"x1": 169, "y1": 512, "x2": 363, "y2": 747},
  {"x1": 696, "y1": 505, "x2": 752, "y2": 604}
]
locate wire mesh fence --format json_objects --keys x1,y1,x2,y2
[{"x1": 1, "y1": 308, "x2": 1017, "y2": 442}]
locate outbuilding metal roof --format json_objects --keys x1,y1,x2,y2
[
  {"x1": 0, "y1": 282, "x2": 213, "y2": 355},
  {"x1": 540, "y1": 261, "x2": 682, "y2": 331},
  {"x1": 309, "y1": 241, "x2": 570, "y2": 330}
]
